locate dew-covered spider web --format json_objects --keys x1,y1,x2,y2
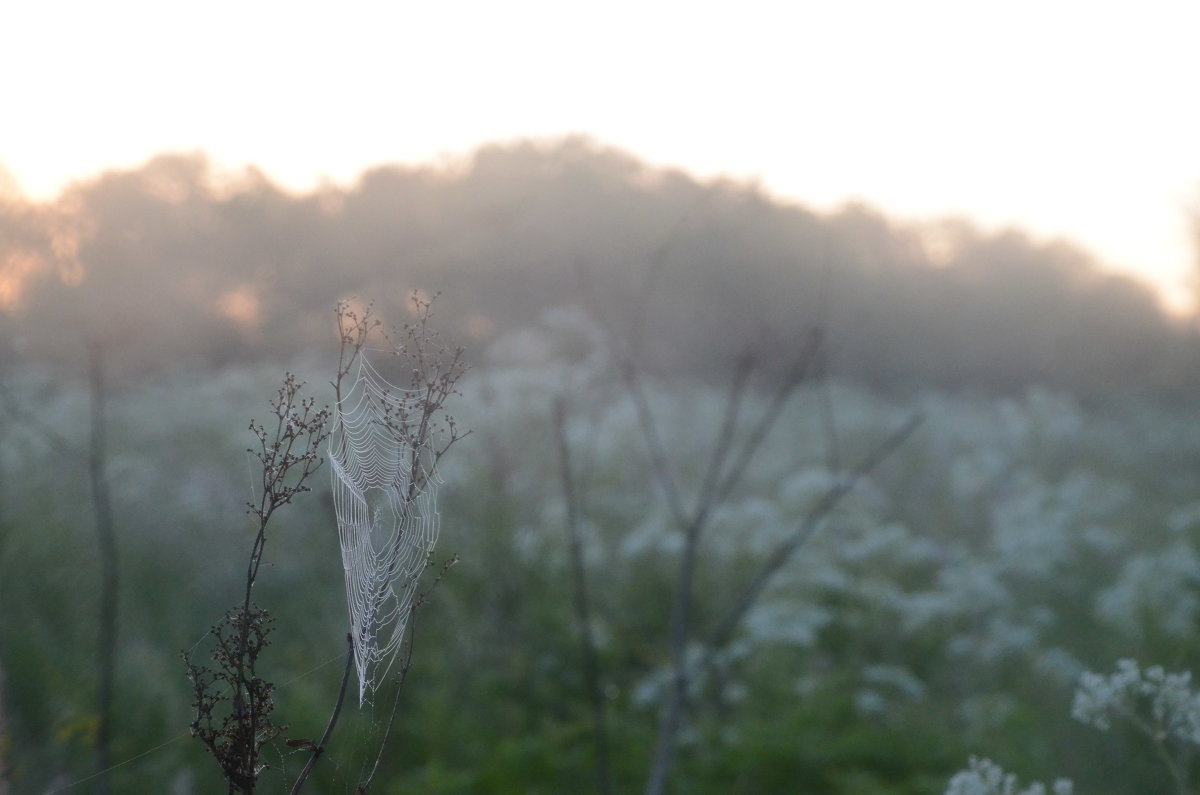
[{"x1": 329, "y1": 352, "x2": 441, "y2": 704}]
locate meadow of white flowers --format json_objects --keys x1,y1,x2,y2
[{"x1": 4, "y1": 307, "x2": 1200, "y2": 791}]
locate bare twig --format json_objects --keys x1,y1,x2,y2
[
  {"x1": 814, "y1": 350, "x2": 843, "y2": 474},
  {"x1": 710, "y1": 330, "x2": 823, "y2": 507},
  {"x1": 553, "y1": 397, "x2": 613, "y2": 795},
  {"x1": 0, "y1": 374, "x2": 71, "y2": 457},
  {"x1": 1116, "y1": 702, "x2": 1192, "y2": 795},
  {"x1": 288, "y1": 635, "x2": 354, "y2": 795},
  {"x1": 703, "y1": 412, "x2": 923, "y2": 661},
  {"x1": 581, "y1": 261, "x2": 832, "y2": 795},
  {"x1": 87, "y1": 341, "x2": 117, "y2": 795},
  {"x1": 184, "y1": 373, "x2": 330, "y2": 794},
  {"x1": 356, "y1": 555, "x2": 459, "y2": 794},
  {"x1": 578, "y1": 249, "x2": 895, "y2": 795},
  {"x1": 642, "y1": 335, "x2": 824, "y2": 795},
  {"x1": 355, "y1": 641, "x2": 412, "y2": 795},
  {"x1": 613, "y1": 350, "x2": 689, "y2": 529},
  {"x1": 691, "y1": 352, "x2": 755, "y2": 521}
]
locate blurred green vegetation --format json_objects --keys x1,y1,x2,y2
[
  {"x1": 3, "y1": 309, "x2": 1200, "y2": 792},
  {"x1": 4, "y1": 138, "x2": 1200, "y2": 792}
]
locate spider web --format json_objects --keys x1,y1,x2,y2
[{"x1": 329, "y1": 353, "x2": 441, "y2": 704}]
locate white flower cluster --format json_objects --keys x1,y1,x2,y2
[
  {"x1": 1072, "y1": 659, "x2": 1200, "y2": 744},
  {"x1": 1095, "y1": 542, "x2": 1200, "y2": 640},
  {"x1": 945, "y1": 757, "x2": 1073, "y2": 795}
]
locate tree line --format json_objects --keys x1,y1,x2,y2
[{"x1": 0, "y1": 137, "x2": 1193, "y2": 397}]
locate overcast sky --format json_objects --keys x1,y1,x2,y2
[{"x1": 4, "y1": 0, "x2": 1198, "y2": 309}]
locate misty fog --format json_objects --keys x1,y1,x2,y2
[
  {"x1": 0, "y1": 137, "x2": 1189, "y2": 395},
  {"x1": 3, "y1": 137, "x2": 1200, "y2": 794}
]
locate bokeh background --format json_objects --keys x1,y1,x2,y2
[{"x1": 4, "y1": 2, "x2": 1200, "y2": 793}]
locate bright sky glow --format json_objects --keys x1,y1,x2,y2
[{"x1": 3, "y1": 0, "x2": 1199, "y2": 309}]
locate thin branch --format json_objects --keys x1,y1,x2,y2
[
  {"x1": 1117, "y1": 704, "x2": 1192, "y2": 795},
  {"x1": 87, "y1": 341, "x2": 118, "y2": 795},
  {"x1": 186, "y1": 373, "x2": 329, "y2": 794},
  {"x1": 616, "y1": 352, "x2": 690, "y2": 529},
  {"x1": 644, "y1": 336, "x2": 823, "y2": 795},
  {"x1": 553, "y1": 397, "x2": 613, "y2": 795},
  {"x1": 690, "y1": 352, "x2": 755, "y2": 523},
  {"x1": 625, "y1": 206, "x2": 700, "y2": 353},
  {"x1": 814, "y1": 350, "x2": 843, "y2": 474},
  {"x1": 289, "y1": 635, "x2": 354, "y2": 795},
  {"x1": 355, "y1": 610, "x2": 419, "y2": 795},
  {"x1": 576, "y1": 250, "x2": 829, "y2": 795},
  {"x1": 0, "y1": 374, "x2": 71, "y2": 457},
  {"x1": 711, "y1": 329, "x2": 822, "y2": 507},
  {"x1": 703, "y1": 412, "x2": 923, "y2": 660},
  {"x1": 578, "y1": 265, "x2": 688, "y2": 530},
  {"x1": 356, "y1": 555, "x2": 458, "y2": 794},
  {"x1": 355, "y1": 657, "x2": 409, "y2": 795}
]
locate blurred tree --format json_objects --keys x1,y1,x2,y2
[{"x1": 0, "y1": 137, "x2": 1191, "y2": 396}]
